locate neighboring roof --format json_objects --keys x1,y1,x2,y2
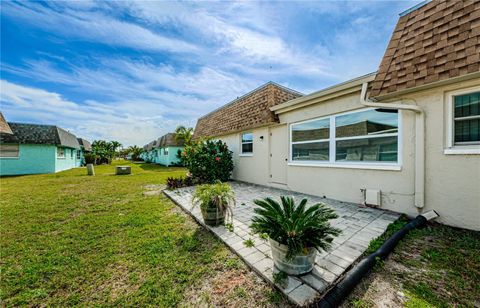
[
  {"x1": 146, "y1": 140, "x2": 155, "y2": 151},
  {"x1": 371, "y1": 0, "x2": 480, "y2": 98},
  {"x1": 156, "y1": 133, "x2": 184, "y2": 147},
  {"x1": 77, "y1": 138, "x2": 92, "y2": 151},
  {"x1": 194, "y1": 82, "x2": 303, "y2": 138},
  {"x1": 0, "y1": 112, "x2": 13, "y2": 134},
  {"x1": 272, "y1": 73, "x2": 376, "y2": 114},
  {"x1": 0, "y1": 123, "x2": 80, "y2": 149}
]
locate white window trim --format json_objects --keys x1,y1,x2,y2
[
  {"x1": 57, "y1": 147, "x2": 66, "y2": 159},
  {"x1": 445, "y1": 86, "x2": 480, "y2": 155},
  {"x1": 289, "y1": 108, "x2": 403, "y2": 169},
  {"x1": 240, "y1": 132, "x2": 253, "y2": 156},
  {"x1": 0, "y1": 144, "x2": 20, "y2": 159}
]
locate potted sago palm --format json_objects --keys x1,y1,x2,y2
[
  {"x1": 192, "y1": 182, "x2": 235, "y2": 226},
  {"x1": 250, "y1": 196, "x2": 341, "y2": 275}
]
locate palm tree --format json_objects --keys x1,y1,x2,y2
[
  {"x1": 174, "y1": 126, "x2": 194, "y2": 146},
  {"x1": 128, "y1": 145, "x2": 143, "y2": 161},
  {"x1": 110, "y1": 141, "x2": 122, "y2": 159}
]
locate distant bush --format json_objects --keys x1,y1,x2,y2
[
  {"x1": 84, "y1": 153, "x2": 96, "y2": 164},
  {"x1": 180, "y1": 140, "x2": 233, "y2": 183}
]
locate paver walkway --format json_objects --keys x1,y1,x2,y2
[{"x1": 164, "y1": 182, "x2": 399, "y2": 306}]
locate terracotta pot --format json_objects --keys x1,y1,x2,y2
[
  {"x1": 200, "y1": 203, "x2": 225, "y2": 226},
  {"x1": 269, "y1": 238, "x2": 316, "y2": 275}
]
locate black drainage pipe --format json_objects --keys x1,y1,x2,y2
[{"x1": 314, "y1": 212, "x2": 437, "y2": 308}]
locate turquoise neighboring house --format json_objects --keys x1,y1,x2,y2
[
  {"x1": 140, "y1": 133, "x2": 184, "y2": 166},
  {"x1": 0, "y1": 119, "x2": 90, "y2": 176},
  {"x1": 76, "y1": 138, "x2": 92, "y2": 167}
]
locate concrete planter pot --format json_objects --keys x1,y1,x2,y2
[
  {"x1": 269, "y1": 238, "x2": 317, "y2": 275},
  {"x1": 86, "y1": 163, "x2": 95, "y2": 176},
  {"x1": 200, "y1": 203, "x2": 225, "y2": 226}
]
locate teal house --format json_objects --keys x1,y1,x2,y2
[
  {"x1": 76, "y1": 138, "x2": 92, "y2": 167},
  {"x1": 141, "y1": 133, "x2": 184, "y2": 166},
  {"x1": 0, "y1": 121, "x2": 85, "y2": 176}
]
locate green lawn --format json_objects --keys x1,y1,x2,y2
[
  {"x1": 343, "y1": 222, "x2": 480, "y2": 308},
  {"x1": 0, "y1": 161, "x2": 284, "y2": 306}
]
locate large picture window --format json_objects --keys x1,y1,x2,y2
[
  {"x1": 290, "y1": 108, "x2": 400, "y2": 166},
  {"x1": 453, "y1": 91, "x2": 480, "y2": 145},
  {"x1": 241, "y1": 132, "x2": 253, "y2": 155},
  {"x1": 291, "y1": 118, "x2": 329, "y2": 161}
]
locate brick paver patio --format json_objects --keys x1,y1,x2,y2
[{"x1": 164, "y1": 182, "x2": 399, "y2": 306}]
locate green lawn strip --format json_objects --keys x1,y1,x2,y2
[
  {"x1": 396, "y1": 225, "x2": 480, "y2": 307},
  {"x1": 350, "y1": 215, "x2": 480, "y2": 307},
  {"x1": 0, "y1": 161, "x2": 236, "y2": 306}
]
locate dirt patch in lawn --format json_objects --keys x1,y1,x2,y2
[
  {"x1": 98, "y1": 262, "x2": 146, "y2": 301},
  {"x1": 143, "y1": 184, "x2": 165, "y2": 196},
  {"x1": 182, "y1": 255, "x2": 291, "y2": 307}
]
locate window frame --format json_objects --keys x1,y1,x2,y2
[
  {"x1": 0, "y1": 144, "x2": 20, "y2": 159},
  {"x1": 240, "y1": 132, "x2": 253, "y2": 156},
  {"x1": 445, "y1": 87, "x2": 480, "y2": 155},
  {"x1": 57, "y1": 147, "x2": 65, "y2": 159},
  {"x1": 289, "y1": 108, "x2": 402, "y2": 170}
]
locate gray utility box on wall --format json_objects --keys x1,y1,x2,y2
[{"x1": 115, "y1": 166, "x2": 131, "y2": 175}]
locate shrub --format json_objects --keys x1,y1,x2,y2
[
  {"x1": 250, "y1": 196, "x2": 341, "y2": 260},
  {"x1": 84, "y1": 153, "x2": 96, "y2": 164},
  {"x1": 166, "y1": 176, "x2": 194, "y2": 190},
  {"x1": 181, "y1": 140, "x2": 233, "y2": 183}
]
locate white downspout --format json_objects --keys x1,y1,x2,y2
[{"x1": 360, "y1": 83, "x2": 425, "y2": 208}]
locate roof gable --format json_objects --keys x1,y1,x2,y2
[
  {"x1": 371, "y1": 0, "x2": 480, "y2": 97},
  {"x1": 193, "y1": 82, "x2": 302, "y2": 138},
  {"x1": 0, "y1": 113, "x2": 12, "y2": 134}
]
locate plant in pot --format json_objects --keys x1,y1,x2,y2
[
  {"x1": 192, "y1": 182, "x2": 235, "y2": 226},
  {"x1": 250, "y1": 196, "x2": 341, "y2": 275}
]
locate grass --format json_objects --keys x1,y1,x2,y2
[
  {"x1": 0, "y1": 161, "x2": 286, "y2": 306},
  {"x1": 343, "y1": 220, "x2": 480, "y2": 307}
]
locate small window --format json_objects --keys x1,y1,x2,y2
[
  {"x1": 57, "y1": 148, "x2": 65, "y2": 158},
  {"x1": 241, "y1": 132, "x2": 253, "y2": 154},
  {"x1": 70, "y1": 149, "x2": 74, "y2": 158},
  {"x1": 453, "y1": 92, "x2": 480, "y2": 145},
  {"x1": 164, "y1": 148, "x2": 168, "y2": 156},
  {"x1": 0, "y1": 144, "x2": 19, "y2": 158},
  {"x1": 76, "y1": 150, "x2": 81, "y2": 159}
]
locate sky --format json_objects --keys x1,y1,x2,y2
[{"x1": 0, "y1": 0, "x2": 418, "y2": 147}]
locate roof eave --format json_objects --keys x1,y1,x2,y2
[
  {"x1": 271, "y1": 72, "x2": 376, "y2": 114},
  {"x1": 372, "y1": 72, "x2": 480, "y2": 101}
]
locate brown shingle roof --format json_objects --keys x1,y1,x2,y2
[
  {"x1": 193, "y1": 82, "x2": 302, "y2": 138},
  {"x1": 0, "y1": 112, "x2": 12, "y2": 134},
  {"x1": 156, "y1": 133, "x2": 184, "y2": 147},
  {"x1": 371, "y1": 0, "x2": 480, "y2": 98}
]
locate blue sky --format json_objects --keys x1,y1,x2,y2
[{"x1": 1, "y1": 0, "x2": 417, "y2": 146}]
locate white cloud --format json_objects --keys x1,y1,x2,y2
[
  {"x1": 1, "y1": 1, "x2": 199, "y2": 53},
  {"x1": 0, "y1": 80, "x2": 190, "y2": 146}
]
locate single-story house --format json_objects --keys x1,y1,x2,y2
[
  {"x1": 76, "y1": 138, "x2": 92, "y2": 166},
  {"x1": 140, "y1": 133, "x2": 185, "y2": 166},
  {"x1": 0, "y1": 121, "x2": 83, "y2": 176},
  {"x1": 193, "y1": 0, "x2": 480, "y2": 231},
  {"x1": 153, "y1": 133, "x2": 184, "y2": 166}
]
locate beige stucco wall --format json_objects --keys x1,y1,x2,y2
[
  {"x1": 217, "y1": 126, "x2": 272, "y2": 186},
  {"x1": 215, "y1": 78, "x2": 480, "y2": 231}
]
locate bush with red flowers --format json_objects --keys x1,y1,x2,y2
[{"x1": 180, "y1": 139, "x2": 234, "y2": 183}]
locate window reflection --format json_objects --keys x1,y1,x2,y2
[{"x1": 336, "y1": 109, "x2": 398, "y2": 138}]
